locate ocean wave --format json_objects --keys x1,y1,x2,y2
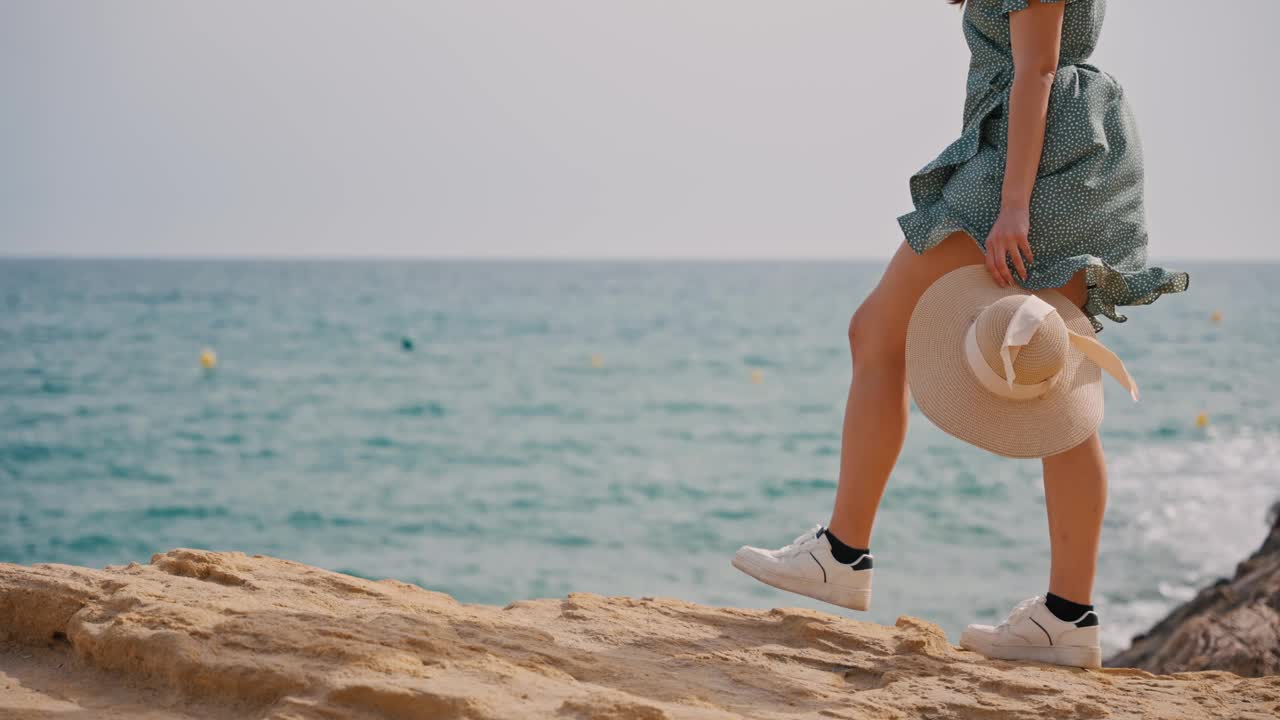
[{"x1": 1102, "y1": 427, "x2": 1280, "y2": 652}]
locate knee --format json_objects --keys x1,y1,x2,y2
[
  {"x1": 847, "y1": 300, "x2": 906, "y2": 368},
  {"x1": 846, "y1": 309, "x2": 860, "y2": 348}
]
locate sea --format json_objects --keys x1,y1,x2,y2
[{"x1": 2, "y1": 259, "x2": 1276, "y2": 654}]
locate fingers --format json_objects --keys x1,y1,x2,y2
[
  {"x1": 1017, "y1": 235, "x2": 1034, "y2": 266},
  {"x1": 985, "y1": 211, "x2": 1034, "y2": 287},
  {"x1": 1009, "y1": 243, "x2": 1028, "y2": 282},
  {"x1": 985, "y1": 237, "x2": 1028, "y2": 287},
  {"x1": 986, "y1": 245, "x2": 1013, "y2": 288},
  {"x1": 984, "y1": 245, "x2": 1005, "y2": 287},
  {"x1": 1015, "y1": 235, "x2": 1034, "y2": 282}
]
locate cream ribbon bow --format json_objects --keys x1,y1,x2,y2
[{"x1": 963, "y1": 294, "x2": 1140, "y2": 402}]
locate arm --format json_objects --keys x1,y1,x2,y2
[{"x1": 985, "y1": 1, "x2": 1065, "y2": 287}]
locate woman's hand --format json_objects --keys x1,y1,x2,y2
[{"x1": 984, "y1": 207, "x2": 1033, "y2": 287}]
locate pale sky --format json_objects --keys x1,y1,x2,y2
[{"x1": 2, "y1": 1, "x2": 1276, "y2": 259}]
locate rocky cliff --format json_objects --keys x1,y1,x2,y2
[
  {"x1": 1106, "y1": 502, "x2": 1280, "y2": 676},
  {"x1": 1, "y1": 549, "x2": 1278, "y2": 719}
]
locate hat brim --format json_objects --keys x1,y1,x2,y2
[{"x1": 905, "y1": 265, "x2": 1103, "y2": 459}]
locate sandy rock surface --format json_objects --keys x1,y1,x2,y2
[
  {"x1": 1, "y1": 549, "x2": 1278, "y2": 719},
  {"x1": 1107, "y1": 504, "x2": 1280, "y2": 676}
]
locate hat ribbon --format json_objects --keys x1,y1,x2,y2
[{"x1": 963, "y1": 294, "x2": 1140, "y2": 402}]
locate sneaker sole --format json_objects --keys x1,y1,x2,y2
[
  {"x1": 960, "y1": 629, "x2": 1101, "y2": 669},
  {"x1": 731, "y1": 553, "x2": 871, "y2": 611}
]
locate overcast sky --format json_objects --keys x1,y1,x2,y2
[{"x1": 2, "y1": 1, "x2": 1275, "y2": 259}]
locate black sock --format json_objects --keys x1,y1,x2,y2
[
  {"x1": 821, "y1": 528, "x2": 872, "y2": 568},
  {"x1": 1045, "y1": 592, "x2": 1096, "y2": 625}
]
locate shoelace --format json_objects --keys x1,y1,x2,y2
[
  {"x1": 999, "y1": 596, "x2": 1045, "y2": 628},
  {"x1": 777, "y1": 524, "x2": 825, "y2": 558}
]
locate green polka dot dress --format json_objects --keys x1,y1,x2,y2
[{"x1": 897, "y1": 0, "x2": 1188, "y2": 330}]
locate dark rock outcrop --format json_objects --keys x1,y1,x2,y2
[{"x1": 1106, "y1": 502, "x2": 1280, "y2": 676}]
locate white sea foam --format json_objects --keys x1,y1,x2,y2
[{"x1": 1102, "y1": 427, "x2": 1278, "y2": 653}]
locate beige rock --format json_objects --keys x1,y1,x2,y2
[{"x1": 0, "y1": 548, "x2": 1276, "y2": 719}]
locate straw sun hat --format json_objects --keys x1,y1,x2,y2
[{"x1": 906, "y1": 265, "x2": 1139, "y2": 459}]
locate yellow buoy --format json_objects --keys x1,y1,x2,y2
[
  {"x1": 590, "y1": 354, "x2": 604, "y2": 368},
  {"x1": 1210, "y1": 310, "x2": 1223, "y2": 324},
  {"x1": 200, "y1": 348, "x2": 217, "y2": 369},
  {"x1": 750, "y1": 369, "x2": 764, "y2": 384},
  {"x1": 1195, "y1": 412, "x2": 1209, "y2": 429}
]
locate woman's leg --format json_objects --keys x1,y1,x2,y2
[
  {"x1": 826, "y1": 232, "x2": 986, "y2": 547},
  {"x1": 1042, "y1": 433, "x2": 1107, "y2": 604},
  {"x1": 1040, "y1": 270, "x2": 1106, "y2": 605}
]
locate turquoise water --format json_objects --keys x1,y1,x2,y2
[{"x1": 2, "y1": 259, "x2": 1276, "y2": 654}]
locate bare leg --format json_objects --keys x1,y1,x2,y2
[
  {"x1": 826, "y1": 232, "x2": 986, "y2": 547},
  {"x1": 1039, "y1": 271, "x2": 1106, "y2": 605},
  {"x1": 1042, "y1": 433, "x2": 1107, "y2": 604}
]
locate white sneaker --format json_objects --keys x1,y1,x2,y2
[
  {"x1": 960, "y1": 596, "x2": 1102, "y2": 668},
  {"x1": 731, "y1": 525, "x2": 873, "y2": 611}
]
